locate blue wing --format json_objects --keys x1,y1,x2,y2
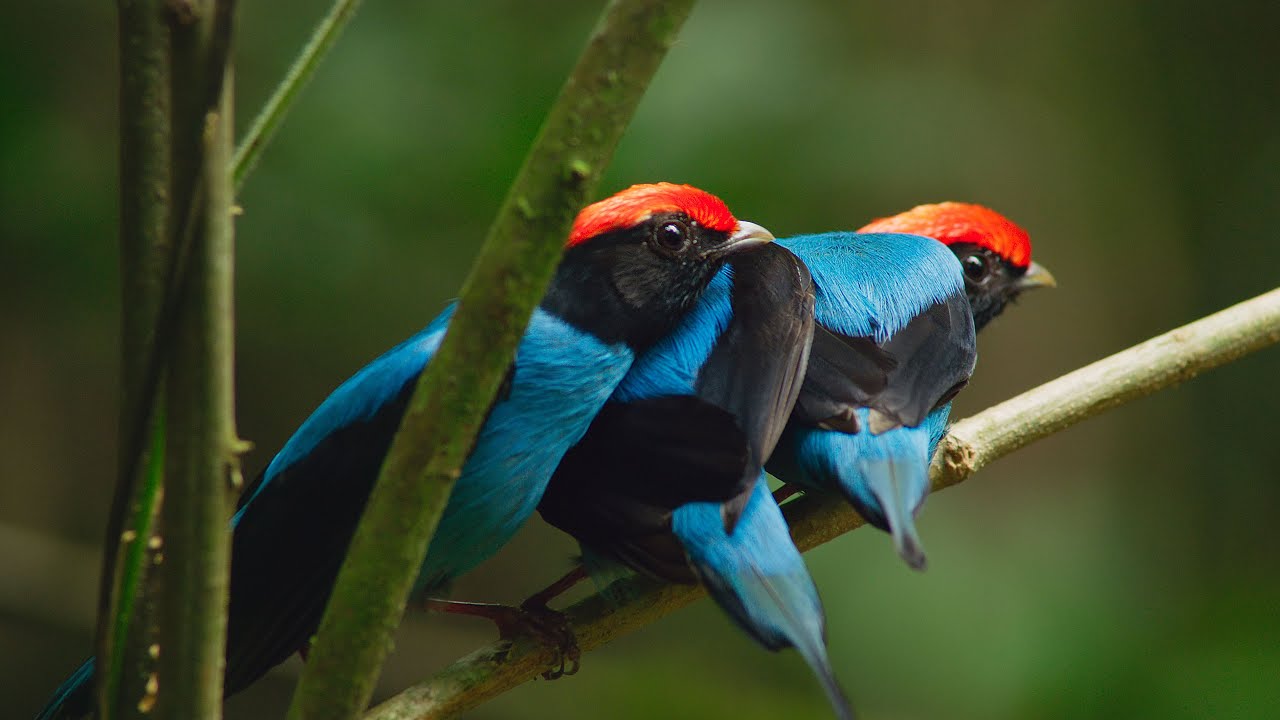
[{"x1": 225, "y1": 305, "x2": 632, "y2": 692}]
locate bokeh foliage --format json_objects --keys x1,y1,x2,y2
[{"x1": 4, "y1": 1, "x2": 1277, "y2": 718}]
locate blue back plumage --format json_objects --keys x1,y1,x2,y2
[
  {"x1": 780, "y1": 232, "x2": 963, "y2": 341},
  {"x1": 417, "y1": 308, "x2": 633, "y2": 588},
  {"x1": 774, "y1": 231, "x2": 970, "y2": 569},
  {"x1": 235, "y1": 302, "x2": 632, "y2": 588}
]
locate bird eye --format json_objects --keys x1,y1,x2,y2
[
  {"x1": 653, "y1": 221, "x2": 689, "y2": 252},
  {"x1": 962, "y1": 253, "x2": 989, "y2": 283}
]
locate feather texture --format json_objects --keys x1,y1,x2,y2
[
  {"x1": 769, "y1": 231, "x2": 976, "y2": 569},
  {"x1": 540, "y1": 245, "x2": 849, "y2": 715},
  {"x1": 674, "y1": 479, "x2": 853, "y2": 720}
]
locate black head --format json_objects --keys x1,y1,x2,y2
[
  {"x1": 542, "y1": 183, "x2": 774, "y2": 350},
  {"x1": 860, "y1": 202, "x2": 1055, "y2": 332},
  {"x1": 949, "y1": 243, "x2": 1056, "y2": 332}
]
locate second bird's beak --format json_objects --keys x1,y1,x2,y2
[
  {"x1": 703, "y1": 220, "x2": 775, "y2": 259},
  {"x1": 1016, "y1": 261, "x2": 1057, "y2": 291}
]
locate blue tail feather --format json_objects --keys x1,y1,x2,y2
[
  {"x1": 854, "y1": 425, "x2": 931, "y2": 570},
  {"x1": 673, "y1": 479, "x2": 854, "y2": 720},
  {"x1": 777, "y1": 406, "x2": 952, "y2": 570}
]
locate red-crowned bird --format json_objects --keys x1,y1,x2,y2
[
  {"x1": 772, "y1": 202, "x2": 1055, "y2": 569},
  {"x1": 35, "y1": 183, "x2": 775, "y2": 720},
  {"x1": 539, "y1": 242, "x2": 861, "y2": 718}
]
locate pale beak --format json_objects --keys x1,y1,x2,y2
[
  {"x1": 1015, "y1": 261, "x2": 1057, "y2": 291},
  {"x1": 703, "y1": 220, "x2": 775, "y2": 259}
]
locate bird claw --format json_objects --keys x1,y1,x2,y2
[
  {"x1": 772, "y1": 483, "x2": 803, "y2": 504},
  {"x1": 515, "y1": 600, "x2": 581, "y2": 681},
  {"x1": 425, "y1": 598, "x2": 580, "y2": 680}
]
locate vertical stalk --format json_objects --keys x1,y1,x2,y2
[
  {"x1": 98, "y1": 1, "x2": 172, "y2": 716},
  {"x1": 157, "y1": 1, "x2": 240, "y2": 718}
]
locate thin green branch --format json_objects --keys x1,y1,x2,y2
[
  {"x1": 232, "y1": 0, "x2": 364, "y2": 191},
  {"x1": 364, "y1": 286, "x2": 1280, "y2": 720},
  {"x1": 156, "y1": 1, "x2": 241, "y2": 718},
  {"x1": 98, "y1": 1, "x2": 173, "y2": 716},
  {"x1": 286, "y1": 1, "x2": 697, "y2": 718}
]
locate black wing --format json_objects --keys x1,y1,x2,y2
[
  {"x1": 538, "y1": 396, "x2": 749, "y2": 582},
  {"x1": 223, "y1": 381, "x2": 413, "y2": 695},
  {"x1": 870, "y1": 291, "x2": 976, "y2": 430},
  {"x1": 792, "y1": 290, "x2": 976, "y2": 435},
  {"x1": 696, "y1": 244, "x2": 817, "y2": 515},
  {"x1": 539, "y1": 244, "x2": 817, "y2": 580},
  {"x1": 790, "y1": 325, "x2": 896, "y2": 433}
]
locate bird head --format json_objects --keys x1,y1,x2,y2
[
  {"x1": 860, "y1": 202, "x2": 1055, "y2": 331},
  {"x1": 547, "y1": 183, "x2": 774, "y2": 349}
]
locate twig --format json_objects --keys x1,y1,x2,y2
[
  {"x1": 364, "y1": 286, "x2": 1280, "y2": 720},
  {"x1": 285, "y1": 1, "x2": 697, "y2": 718},
  {"x1": 232, "y1": 0, "x2": 364, "y2": 191}
]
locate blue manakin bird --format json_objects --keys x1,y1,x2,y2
[
  {"x1": 537, "y1": 202, "x2": 1053, "y2": 718},
  {"x1": 771, "y1": 202, "x2": 1055, "y2": 570},
  {"x1": 538, "y1": 241, "x2": 860, "y2": 718},
  {"x1": 36, "y1": 183, "x2": 776, "y2": 720}
]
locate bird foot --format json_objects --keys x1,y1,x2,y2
[
  {"x1": 772, "y1": 483, "x2": 803, "y2": 504},
  {"x1": 425, "y1": 598, "x2": 581, "y2": 680}
]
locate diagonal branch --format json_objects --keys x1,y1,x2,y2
[
  {"x1": 285, "y1": 2, "x2": 697, "y2": 718},
  {"x1": 232, "y1": 0, "x2": 364, "y2": 191},
  {"x1": 364, "y1": 286, "x2": 1280, "y2": 720}
]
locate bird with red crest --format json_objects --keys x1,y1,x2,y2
[
  {"x1": 35, "y1": 183, "x2": 775, "y2": 720},
  {"x1": 771, "y1": 201, "x2": 1054, "y2": 570}
]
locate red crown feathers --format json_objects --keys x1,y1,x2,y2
[
  {"x1": 860, "y1": 202, "x2": 1033, "y2": 269},
  {"x1": 568, "y1": 183, "x2": 739, "y2": 247}
]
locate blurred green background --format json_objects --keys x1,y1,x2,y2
[{"x1": 5, "y1": 1, "x2": 1278, "y2": 717}]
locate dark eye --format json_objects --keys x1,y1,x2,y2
[
  {"x1": 653, "y1": 221, "x2": 689, "y2": 252},
  {"x1": 962, "y1": 253, "x2": 989, "y2": 283}
]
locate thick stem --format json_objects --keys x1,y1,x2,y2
[
  {"x1": 156, "y1": 2, "x2": 240, "y2": 718},
  {"x1": 98, "y1": 1, "x2": 172, "y2": 716},
  {"x1": 285, "y1": 1, "x2": 696, "y2": 718},
  {"x1": 364, "y1": 286, "x2": 1280, "y2": 720}
]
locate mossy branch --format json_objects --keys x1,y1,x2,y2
[
  {"x1": 364, "y1": 286, "x2": 1280, "y2": 720},
  {"x1": 285, "y1": 1, "x2": 697, "y2": 718}
]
